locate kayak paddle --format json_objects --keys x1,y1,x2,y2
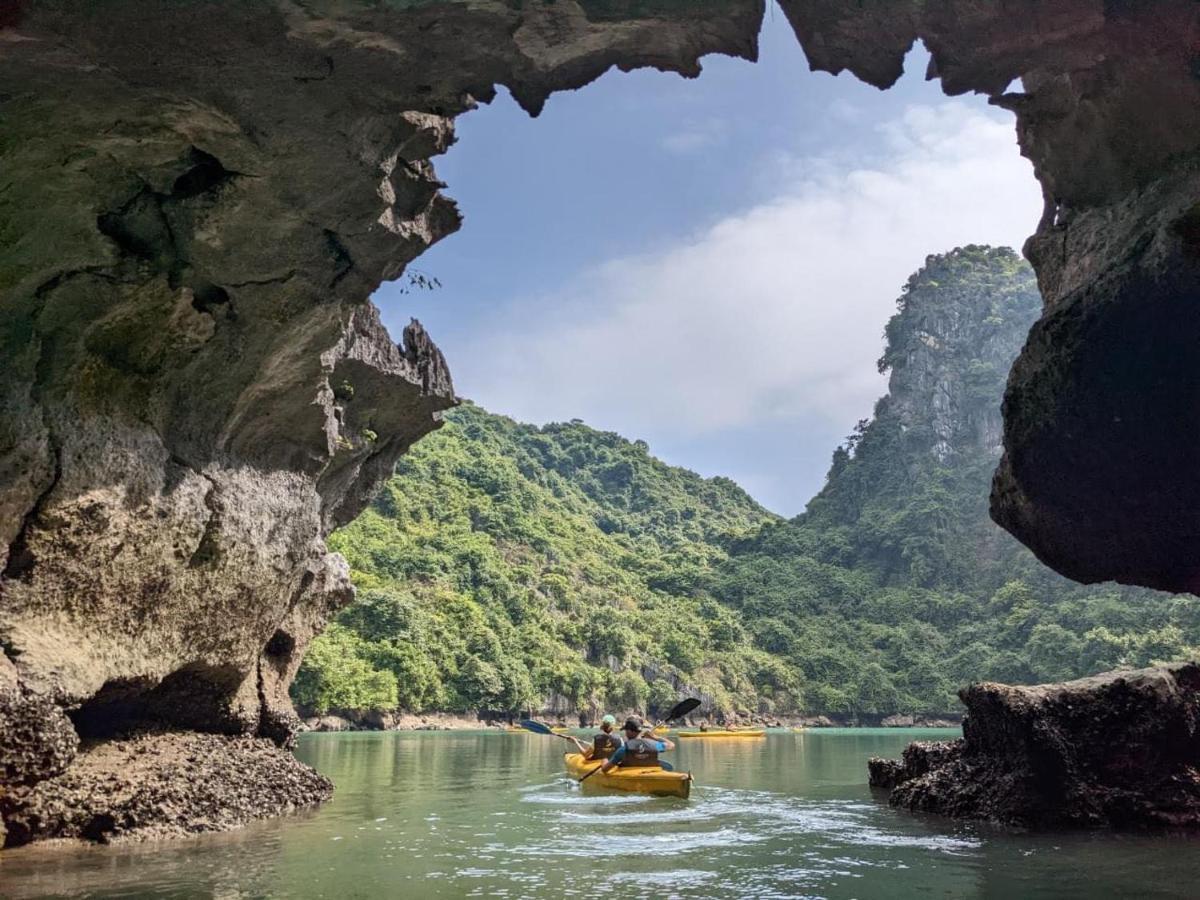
[
  {"x1": 520, "y1": 719, "x2": 588, "y2": 754},
  {"x1": 651, "y1": 697, "x2": 701, "y2": 732},
  {"x1": 519, "y1": 719, "x2": 577, "y2": 740}
]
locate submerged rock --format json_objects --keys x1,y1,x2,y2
[{"x1": 869, "y1": 663, "x2": 1200, "y2": 828}]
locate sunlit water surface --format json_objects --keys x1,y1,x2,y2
[{"x1": 3, "y1": 729, "x2": 1198, "y2": 898}]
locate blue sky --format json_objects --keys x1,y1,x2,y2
[{"x1": 374, "y1": 7, "x2": 1042, "y2": 515}]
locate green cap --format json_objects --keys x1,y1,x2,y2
[{"x1": 601, "y1": 714, "x2": 616, "y2": 726}]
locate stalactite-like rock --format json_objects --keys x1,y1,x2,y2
[{"x1": 0, "y1": 0, "x2": 763, "y2": 843}]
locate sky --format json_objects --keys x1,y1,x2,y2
[{"x1": 373, "y1": 6, "x2": 1043, "y2": 516}]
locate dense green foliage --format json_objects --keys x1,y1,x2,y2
[
  {"x1": 295, "y1": 246, "x2": 1200, "y2": 719},
  {"x1": 293, "y1": 403, "x2": 785, "y2": 717}
]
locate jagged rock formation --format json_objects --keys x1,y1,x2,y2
[
  {"x1": 869, "y1": 664, "x2": 1200, "y2": 828},
  {"x1": 2, "y1": 0, "x2": 1199, "y2": 842}
]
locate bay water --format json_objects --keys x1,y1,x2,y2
[{"x1": 3, "y1": 728, "x2": 1197, "y2": 898}]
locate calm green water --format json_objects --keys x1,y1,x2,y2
[{"x1": 4, "y1": 728, "x2": 1199, "y2": 898}]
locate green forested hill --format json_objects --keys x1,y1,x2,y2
[
  {"x1": 295, "y1": 246, "x2": 1200, "y2": 720},
  {"x1": 294, "y1": 404, "x2": 792, "y2": 717}
]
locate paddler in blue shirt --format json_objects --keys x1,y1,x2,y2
[{"x1": 599, "y1": 716, "x2": 675, "y2": 771}]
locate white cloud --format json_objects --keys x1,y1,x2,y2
[
  {"x1": 660, "y1": 116, "x2": 728, "y2": 154},
  {"x1": 827, "y1": 98, "x2": 863, "y2": 123},
  {"x1": 459, "y1": 101, "x2": 1042, "y2": 444}
]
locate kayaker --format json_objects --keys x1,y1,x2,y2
[
  {"x1": 599, "y1": 717, "x2": 675, "y2": 772},
  {"x1": 570, "y1": 713, "x2": 623, "y2": 761}
]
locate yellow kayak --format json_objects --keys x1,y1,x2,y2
[
  {"x1": 564, "y1": 753, "x2": 691, "y2": 798},
  {"x1": 677, "y1": 729, "x2": 766, "y2": 739},
  {"x1": 551, "y1": 726, "x2": 569, "y2": 733}
]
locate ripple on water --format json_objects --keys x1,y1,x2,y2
[
  {"x1": 520, "y1": 787, "x2": 653, "y2": 807},
  {"x1": 608, "y1": 869, "x2": 719, "y2": 887},
  {"x1": 692, "y1": 788, "x2": 981, "y2": 854},
  {"x1": 510, "y1": 783, "x2": 978, "y2": 877},
  {"x1": 509, "y1": 825, "x2": 767, "y2": 858}
]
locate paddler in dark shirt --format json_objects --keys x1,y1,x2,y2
[
  {"x1": 599, "y1": 717, "x2": 676, "y2": 771},
  {"x1": 570, "y1": 713, "x2": 624, "y2": 761}
]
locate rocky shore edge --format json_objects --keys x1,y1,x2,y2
[{"x1": 1, "y1": 732, "x2": 331, "y2": 848}]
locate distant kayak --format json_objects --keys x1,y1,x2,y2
[
  {"x1": 564, "y1": 752, "x2": 691, "y2": 798},
  {"x1": 677, "y1": 730, "x2": 766, "y2": 739},
  {"x1": 507, "y1": 725, "x2": 569, "y2": 733}
]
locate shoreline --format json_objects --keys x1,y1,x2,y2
[{"x1": 298, "y1": 711, "x2": 963, "y2": 734}]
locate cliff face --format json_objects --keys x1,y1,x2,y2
[
  {"x1": 3, "y1": 0, "x2": 1200, "y2": 841},
  {"x1": 877, "y1": 248, "x2": 1040, "y2": 467},
  {"x1": 767, "y1": 247, "x2": 1045, "y2": 593}
]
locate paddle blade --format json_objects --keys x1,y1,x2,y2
[
  {"x1": 664, "y1": 697, "x2": 701, "y2": 722},
  {"x1": 519, "y1": 719, "x2": 554, "y2": 735},
  {"x1": 659, "y1": 760, "x2": 675, "y2": 772}
]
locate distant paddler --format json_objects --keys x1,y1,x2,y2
[{"x1": 567, "y1": 713, "x2": 623, "y2": 761}]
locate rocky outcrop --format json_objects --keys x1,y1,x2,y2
[
  {"x1": 4, "y1": 0, "x2": 1200, "y2": 842},
  {"x1": 0, "y1": 731, "x2": 333, "y2": 845},
  {"x1": 869, "y1": 664, "x2": 1200, "y2": 828}
]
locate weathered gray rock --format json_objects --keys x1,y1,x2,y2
[
  {"x1": 0, "y1": 662, "x2": 78, "y2": 788},
  {"x1": 303, "y1": 716, "x2": 354, "y2": 734},
  {"x1": 870, "y1": 664, "x2": 1200, "y2": 828}
]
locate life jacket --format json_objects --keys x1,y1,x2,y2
[
  {"x1": 592, "y1": 730, "x2": 622, "y2": 760},
  {"x1": 618, "y1": 736, "x2": 661, "y2": 768}
]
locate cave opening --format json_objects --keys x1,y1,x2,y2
[
  {"x1": 70, "y1": 663, "x2": 245, "y2": 741},
  {"x1": 375, "y1": 9, "x2": 1042, "y2": 516},
  {"x1": 3, "y1": 0, "x2": 1200, "y2": 863}
]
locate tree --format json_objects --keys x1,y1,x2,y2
[
  {"x1": 607, "y1": 670, "x2": 650, "y2": 712},
  {"x1": 292, "y1": 624, "x2": 399, "y2": 714}
]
